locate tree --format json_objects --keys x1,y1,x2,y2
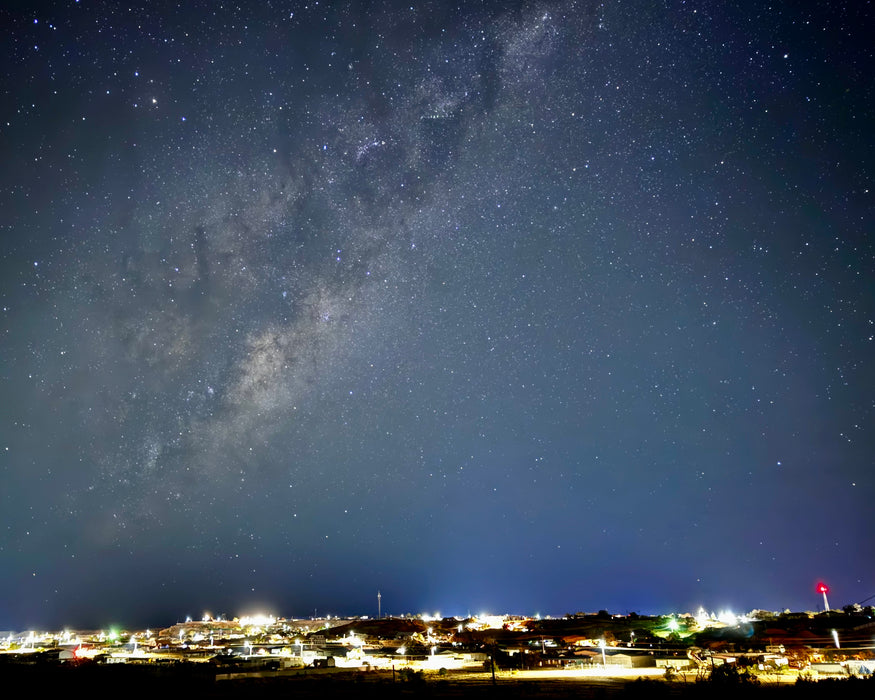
[{"x1": 707, "y1": 663, "x2": 759, "y2": 687}]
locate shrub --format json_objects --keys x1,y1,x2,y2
[
  {"x1": 398, "y1": 667, "x2": 425, "y2": 685},
  {"x1": 707, "y1": 663, "x2": 759, "y2": 687}
]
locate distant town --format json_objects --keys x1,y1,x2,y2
[{"x1": 2, "y1": 598, "x2": 874, "y2": 696}]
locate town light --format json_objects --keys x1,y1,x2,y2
[{"x1": 717, "y1": 610, "x2": 737, "y2": 625}]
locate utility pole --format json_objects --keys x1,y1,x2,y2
[{"x1": 817, "y1": 582, "x2": 830, "y2": 611}]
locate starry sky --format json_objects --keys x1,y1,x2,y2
[{"x1": 1, "y1": 1, "x2": 872, "y2": 630}]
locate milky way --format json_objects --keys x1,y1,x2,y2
[{"x1": 1, "y1": 1, "x2": 872, "y2": 628}]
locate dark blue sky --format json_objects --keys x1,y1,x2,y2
[{"x1": 1, "y1": 0, "x2": 872, "y2": 630}]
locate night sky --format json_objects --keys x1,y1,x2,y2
[{"x1": 1, "y1": 1, "x2": 872, "y2": 630}]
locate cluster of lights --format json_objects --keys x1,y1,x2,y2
[
  {"x1": 342, "y1": 632, "x2": 363, "y2": 647},
  {"x1": 73, "y1": 645, "x2": 102, "y2": 659},
  {"x1": 693, "y1": 607, "x2": 748, "y2": 628},
  {"x1": 239, "y1": 614, "x2": 275, "y2": 627},
  {"x1": 466, "y1": 614, "x2": 505, "y2": 630}
]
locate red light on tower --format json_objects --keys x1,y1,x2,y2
[{"x1": 816, "y1": 582, "x2": 830, "y2": 611}]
